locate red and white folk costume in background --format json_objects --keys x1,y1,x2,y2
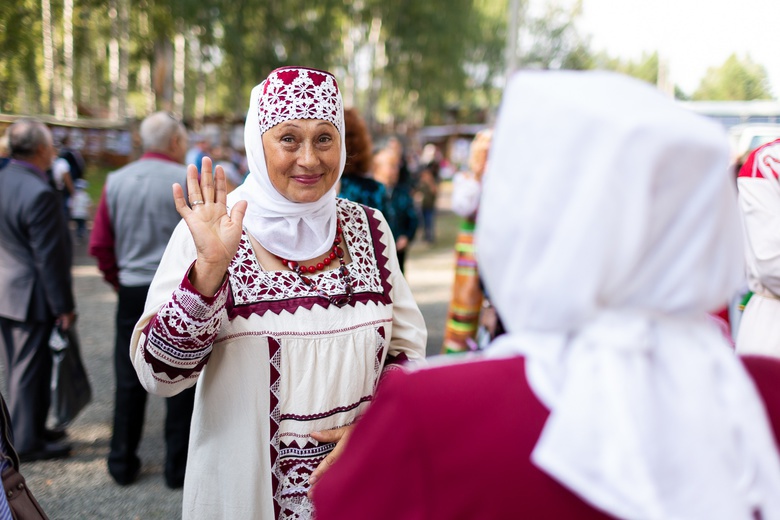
[
  {"x1": 129, "y1": 68, "x2": 426, "y2": 519},
  {"x1": 736, "y1": 138, "x2": 780, "y2": 358}
]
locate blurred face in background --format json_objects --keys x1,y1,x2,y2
[
  {"x1": 171, "y1": 128, "x2": 189, "y2": 164},
  {"x1": 387, "y1": 137, "x2": 403, "y2": 162},
  {"x1": 372, "y1": 149, "x2": 399, "y2": 187},
  {"x1": 469, "y1": 130, "x2": 493, "y2": 179}
]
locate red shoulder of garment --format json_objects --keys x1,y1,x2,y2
[{"x1": 738, "y1": 139, "x2": 780, "y2": 180}]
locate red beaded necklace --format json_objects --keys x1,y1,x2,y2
[
  {"x1": 277, "y1": 221, "x2": 344, "y2": 275},
  {"x1": 276, "y1": 219, "x2": 354, "y2": 308}
]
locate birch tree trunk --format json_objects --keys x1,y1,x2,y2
[
  {"x1": 42, "y1": 0, "x2": 57, "y2": 115},
  {"x1": 118, "y1": 0, "x2": 130, "y2": 118},
  {"x1": 63, "y1": 0, "x2": 76, "y2": 120},
  {"x1": 138, "y1": 10, "x2": 156, "y2": 113},
  {"x1": 109, "y1": 0, "x2": 129, "y2": 120},
  {"x1": 173, "y1": 32, "x2": 186, "y2": 117},
  {"x1": 364, "y1": 16, "x2": 383, "y2": 131},
  {"x1": 191, "y1": 33, "x2": 206, "y2": 130},
  {"x1": 108, "y1": 0, "x2": 119, "y2": 119},
  {"x1": 54, "y1": 60, "x2": 64, "y2": 119},
  {"x1": 341, "y1": 21, "x2": 356, "y2": 108}
]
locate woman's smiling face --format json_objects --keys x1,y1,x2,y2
[{"x1": 262, "y1": 119, "x2": 342, "y2": 203}]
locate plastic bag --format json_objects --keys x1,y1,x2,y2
[{"x1": 49, "y1": 326, "x2": 92, "y2": 428}]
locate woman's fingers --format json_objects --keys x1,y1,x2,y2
[
  {"x1": 200, "y1": 156, "x2": 215, "y2": 203},
  {"x1": 172, "y1": 183, "x2": 191, "y2": 217},
  {"x1": 214, "y1": 164, "x2": 227, "y2": 205},
  {"x1": 308, "y1": 425, "x2": 354, "y2": 491},
  {"x1": 310, "y1": 429, "x2": 343, "y2": 444},
  {"x1": 186, "y1": 164, "x2": 203, "y2": 205},
  {"x1": 229, "y1": 200, "x2": 248, "y2": 228}
]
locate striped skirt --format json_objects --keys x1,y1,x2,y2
[{"x1": 442, "y1": 219, "x2": 484, "y2": 353}]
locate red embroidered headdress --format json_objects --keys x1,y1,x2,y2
[{"x1": 257, "y1": 67, "x2": 343, "y2": 136}]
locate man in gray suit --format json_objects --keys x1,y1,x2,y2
[{"x1": 0, "y1": 119, "x2": 76, "y2": 461}]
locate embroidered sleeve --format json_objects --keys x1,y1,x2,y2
[{"x1": 136, "y1": 263, "x2": 229, "y2": 394}]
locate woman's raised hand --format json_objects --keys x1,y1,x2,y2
[{"x1": 173, "y1": 157, "x2": 247, "y2": 297}]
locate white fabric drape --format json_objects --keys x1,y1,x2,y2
[
  {"x1": 227, "y1": 80, "x2": 347, "y2": 261},
  {"x1": 479, "y1": 71, "x2": 780, "y2": 519}
]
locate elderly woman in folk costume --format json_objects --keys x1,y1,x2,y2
[
  {"x1": 129, "y1": 67, "x2": 426, "y2": 519},
  {"x1": 312, "y1": 71, "x2": 780, "y2": 519}
]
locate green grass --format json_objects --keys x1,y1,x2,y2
[{"x1": 83, "y1": 164, "x2": 113, "y2": 203}]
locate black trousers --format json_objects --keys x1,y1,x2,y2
[
  {"x1": 397, "y1": 249, "x2": 407, "y2": 274},
  {"x1": 108, "y1": 284, "x2": 195, "y2": 484},
  {"x1": 0, "y1": 317, "x2": 55, "y2": 454}
]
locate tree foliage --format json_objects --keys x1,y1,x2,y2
[
  {"x1": 521, "y1": 0, "x2": 591, "y2": 71},
  {"x1": 0, "y1": 0, "x2": 43, "y2": 112},
  {"x1": 8, "y1": 1, "x2": 769, "y2": 127},
  {"x1": 0, "y1": 0, "x2": 516, "y2": 126},
  {"x1": 693, "y1": 54, "x2": 773, "y2": 101},
  {"x1": 591, "y1": 51, "x2": 659, "y2": 85}
]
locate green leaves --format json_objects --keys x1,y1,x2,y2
[{"x1": 693, "y1": 54, "x2": 773, "y2": 101}]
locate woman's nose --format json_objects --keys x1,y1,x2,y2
[{"x1": 298, "y1": 142, "x2": 319, "y2": 169}]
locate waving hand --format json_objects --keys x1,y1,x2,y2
[{"x1": 173, "y1": 157, "x2": 247, "y2": 296}]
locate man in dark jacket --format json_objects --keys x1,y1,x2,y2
[{"x1": 0, "y1": 119, "x2": 76, "y2": 461}]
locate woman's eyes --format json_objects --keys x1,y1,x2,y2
[{"x1": 279, "y1": 134, "x2": 334, "y2": 145}]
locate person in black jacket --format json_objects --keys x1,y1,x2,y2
[
  {"x1": 58, "y1": 133, "x2": 85, "y2": 182},
  {"x1": 373, "y1": 148, "x2": 418, "y2": 272}
]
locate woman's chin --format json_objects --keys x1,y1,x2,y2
[
  {"x1": 284, "y1": 188, "x2": 329, "y2": 204},
  {"x1": 282, "y1": 182, "x2": 337, "y2": 203}
]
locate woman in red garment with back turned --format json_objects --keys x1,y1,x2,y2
[{"x1": 311, "y1": 71, "x2": 780, "y2": 520}]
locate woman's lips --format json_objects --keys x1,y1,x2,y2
[{"x1": 292, "y1": 175, "x2": 323, "y2": 185}]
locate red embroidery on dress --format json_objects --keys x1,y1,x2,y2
[
  {"x1": 227, "y1": 199, "x2": 391, "y2": 319},
  {"x1": 268, "y1": 337, "x2": 321, "y2": 519},
  {"x1": 279, "y1": 396, "x2": 372, "y2": 422},
  {"x1": 374, "y1": 326, "x2": 387, "y2": 384},
  {"x1": 269, "y1": 337, "x2": 283, "y2": 519},
  {"x1": 141, "y1": 281, "x2": 228, "y2": 380},
  {"x1": 213, "y1": 317, "x2": 393, "y2": 344}
]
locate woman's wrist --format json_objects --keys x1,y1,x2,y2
[{"x1": 189, "y1": 260, "x2": 229, "y2": 297}]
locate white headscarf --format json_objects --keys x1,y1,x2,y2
[
  {"x1": 479, "y1": 71, "x2": 780, "y2": 520},
  {"x1": 227, "y1": 67, "x2": 347, "y2": 260}
]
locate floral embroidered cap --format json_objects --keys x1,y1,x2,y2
[{"x1": 257, "y1": 67, "x2": 343, "y2": 136}]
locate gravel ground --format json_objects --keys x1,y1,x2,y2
[{"x1": 14, "y1": 218, "x2": 455, "y2": 519}]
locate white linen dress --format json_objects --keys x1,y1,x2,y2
[{"x1": 130, "y1": 199, "x2": 427, "y2": 519}]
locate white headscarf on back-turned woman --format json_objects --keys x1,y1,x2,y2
[
  {"x1": 227, "y1": 66, "x2": 347, "y2": 260},
  {"x1": 479, "y1": 71, "x2": 780, "y2": 520}
]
